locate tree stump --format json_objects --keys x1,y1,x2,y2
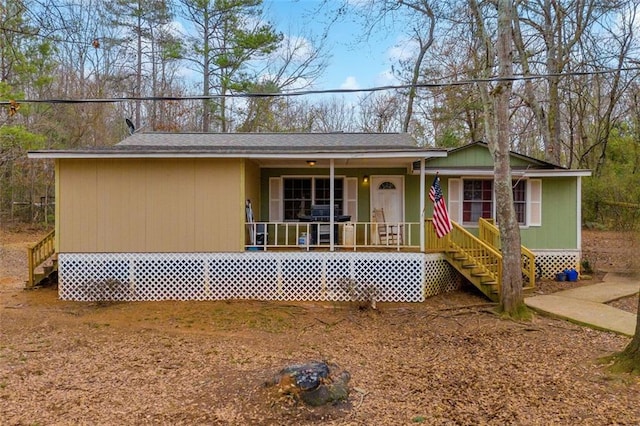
[{"x1": 266, "y1": 361, "x2": 350, "y2": 406}]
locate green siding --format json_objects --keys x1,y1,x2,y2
[
  {"x1": 426, "y1": 144, "x2": 533, "y2": 168},
  {"x1": 260, "y1": 167, "x2": 408, "y2": 222},
  {"x1": 258, "y1": 164, "x2": 581, "y2": 251},
  {"x1": 520, "y1": 177, "x2": 578, "y2": 249},
  {"x1": 432, "y1": 175, "x2": 579, "y2": 250},
  {"x1": 404, "y1": 174, "x2": 422, "y2": 222}
]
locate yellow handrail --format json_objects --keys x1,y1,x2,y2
[
  {"x1": 450, "y1": 221, "x2": 503, "y2": 295},
  {"x1": 478, "y1": 218, "x2": 500, "y2": 248},
  {"x1": 478, "y1": 218, "x2": 536, "y2": 288},
  {"x1": 424, "y1": 218, "x2": 450, "y2": 252},
  {"x1": 426, "y1": 219, "x2": 503, "y2": 296},
  {"x1": 27, "y1": 229, "x2": 55, "y2": 288}
]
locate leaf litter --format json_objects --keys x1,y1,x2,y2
[{"x1": 1, "y1": 228, "x2": 639, "y2": 424}]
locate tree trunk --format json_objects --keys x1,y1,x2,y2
[
  {"x1": 403, "y1": 41, "x2": 427, "y2": 134},
  {"x1": 400, "y1": 1, "x2": 434, "y2": 134},
  {"x1": 202, "y1": 16, "x2": 211, "y2": 133},
  {"x1": 469, "y1": 0, "x2": 524, "y2": 314},
  {"x1": 547, "y1": 75, "x2": 562, "y2": 164},
  {"x1": 494, "y1": 0, "x2": 524, "y2": 313},
  {"x1": 624, "y1": 291, "x2": 640, "y2": 356},
  {"x1": 135, "y1": 6, "x2": 142, "y2": 130}
]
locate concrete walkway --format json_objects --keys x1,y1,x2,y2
[{"x1": 525, "y1": 273, "x2": 640, "y2": 336}]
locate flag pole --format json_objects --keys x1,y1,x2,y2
[{"x1": 430, "y1": 170, "x2": 453, "y2": 239}]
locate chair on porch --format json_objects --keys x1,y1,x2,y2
[
  {"x1": 372, "y1": 208, "x2": 403, "y2": 245},
  {"x1": 246, "y1": 200, "x2": 267, "y2": 246}
]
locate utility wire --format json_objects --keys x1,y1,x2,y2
[{"x1": 1, "y1": 67, "x2": 639, "y2": 106}]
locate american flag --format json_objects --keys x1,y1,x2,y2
[{"x1": 429, "y1": 175, "x2": 453, "y2": 238}]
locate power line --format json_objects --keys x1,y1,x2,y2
[{"x1": 1, "y1": 67, "x2": 638, "y2": 106}]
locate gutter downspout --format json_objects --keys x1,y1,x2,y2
[
  {"x1": 576, "y1": 176, "x2": 582, "y2": 257},
  {"x1": 330, "y1": 159, "x2": 335, "y2": 252},
  {"x1": 419, "y1": 158, "x2": 426, "y2": 252}
]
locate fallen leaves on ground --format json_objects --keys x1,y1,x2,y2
[{"x1": 1, "y1": 228, "x2": 639, "y2": 425}]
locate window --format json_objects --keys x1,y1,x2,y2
[
  {"x1": 282, "y1": 177, "x2": 344, "y2": 220},
  {"x1": 461, "y1": 179, "x2": 528, "y2": 225},
  {"x1": 283, "y1": 178, "x2": 311, "y2": 221},
  {"x1": 512, "y1": 180, "x2": 526, "y2": 224},
  {"x1": 463, "y1": 180, "x2": 493, "y2": 223}
]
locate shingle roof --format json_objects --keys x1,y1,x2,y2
[
  {"x1": 29, "y1": 132, "x2": 448, "y2": 159},
  {"x1": 116, "y1": 132, "x2": 421, "y2": 149}
]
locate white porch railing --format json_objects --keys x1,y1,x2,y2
[{"x1": 245, "y1": 221, "x2": 421, "y2": 251}]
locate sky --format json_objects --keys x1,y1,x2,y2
[{"x1": 263, "y1": 0, "x2": 409, "y2": 94}]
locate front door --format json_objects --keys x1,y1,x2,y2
[{"x1": 370, "y1": 176, "x2": 404, "y2": 243}]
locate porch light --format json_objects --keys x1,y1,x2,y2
[
  {"x1": 306, "y1": 160, "x2": 316, "y2": 167},
  {"x1": 363, "y1": 175, "x2": 369, "y2": 184}
]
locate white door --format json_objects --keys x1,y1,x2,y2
[{"x1": 370, "y1": 176, "x2": 404, "y2": 243}]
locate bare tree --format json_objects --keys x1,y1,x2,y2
[
  {"x1": 469, "y1": 0, "x2": 524, "y2": 315},
  {"x1": 358, "y1": 92, "x2": 404, "y2": 133},
  {"x1": 310, "y1": 97, "x2": 359, "y2": 132},
  {"x1": 107, "y1": 0, "x2": 172, "y2": 129},
  {"x1": 419, "y1": 35, "x2": 485, "y2": 146},
  {"x1": 340, "y1": 0, "x2": 438, "y2": 136},
  {"x1": 574, "y1": 4, "x2": 638, "y2": 175},
  {"x1": 234, "y1": 26, "x2": 329, "y2": 132},
  {"x1": 396, "y1": 1, "x2": 436, "y2": 133},
  {"x1": 511, "y1": 0, "x2": 618, "y2": 164}
]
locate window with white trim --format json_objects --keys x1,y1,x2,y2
[
  {"x1": 512, "y1": 180, "x2": 526, "y2": 224},
  {"x1": 463, "y1": 180, "x2": 493, "y2": 223},
  {"x1": 282, "y1": 177, "x2": 344, "y2": 220},
  {"x1": 458, "y1": 178, "x2": 537, "y2": 226}
]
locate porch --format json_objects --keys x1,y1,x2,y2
[
  {"x1": 27, "y1": 218, "x2": 576, "y2": 304},
  {"x1": 244, "y1": 219, "x2": 437, "y2": 252}
]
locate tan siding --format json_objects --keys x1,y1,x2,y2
[
  {"x1": 59, "y1": 159, "x2": 99, "y2": 252},
  {"x1": 194, "y1": 161, "x2": 215, "y2": 250},
  {"x1": 144, "y1": 160, "x2": 197, "y2": 251},
  {"x1": 193, "y1": 160, "x2": 243, "y2": 251},
  {"x1": 58, "y1": 158, "x2": 243, "y2": 253},
  {"x1": 96, "y1": 159, "x2": 147, "y2": 251},
  {"x1": 244, "y1": 160, "x2": 261, "y2": 218},
  {"x1": 54, "y1": 160, "x2": 60, "y2": 252},
  {"x1": 242, "y1": 160, "x2": 261, "y2": 246}
]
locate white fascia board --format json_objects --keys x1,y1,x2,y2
[
  {"x1": 27, "y1": 152, "x2": 241, "y2": 159},
  {"x1": 518, "y1": 170, "x2": 592, "y2": 177},
  {"x1": 418, "y1": 167, "x2": 592, "y2": 177},
  {"x1": 28, "y1": 150, "x2": 448, "y2": 160},
  {"x1": 257, "y1": 151, "x2": 447, "y2": 160}
]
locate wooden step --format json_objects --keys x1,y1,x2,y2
[{"x1": 443, "y1": 251, "x2": 501, "y2": 303}]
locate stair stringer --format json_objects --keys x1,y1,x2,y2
[{"x1": 442, "y1": 241, "x2": 501, "y2": 303}]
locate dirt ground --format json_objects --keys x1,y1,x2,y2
[{"x1": 1, "y1": 227, "x2": 639, "y2": 425}]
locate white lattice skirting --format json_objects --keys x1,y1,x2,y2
[
  {"x1": 532, "y1": 250, "x2": 581, "y2": 279},
  {"x1": 58, "y1": 252, "x2": 461, "y2": 302}
]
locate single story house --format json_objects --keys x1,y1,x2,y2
[{"x1": 28, "y1": 133, "x2": 591, "y2": 303}]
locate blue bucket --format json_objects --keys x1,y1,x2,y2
[
  {"x1": 564, "y1": 269, "x2": 579, "y2": 282},
  {"x1": 555, "y1": 272, "x2": 566, "y2": 282}
]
